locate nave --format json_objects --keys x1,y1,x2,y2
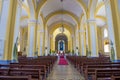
[
  {"x1": 0, "y1": 55, "x2": 120, "y2": 80},
  {"x1": 47, "y1": 57, "x2": 84, "y2": 80},
  {"x1": 1, "y1": 0, "x2": 120, "y2": 80}
]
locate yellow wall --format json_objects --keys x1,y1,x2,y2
[{"x1": 51, "y1": 28, "x2": 72, "y2": 52}]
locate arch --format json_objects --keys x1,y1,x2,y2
[
  {"x1": 48, "y1": 21, "x2": 75, "y2": 35},
  {"x1": 36, "y1": 0, "x2": 47, "y2": 18},
  {"x1": 77, "y1": 0, "x2": 87, "y2": 15},
  {"x1": 45, "y1": 10, "x2": 79, "y2": 25},
  {"x1": 27, "y1": 0, "x2": 35, "y2": 19},
  {"x1": 89, "y1": 0, "x2": 98, "y2": 18},
  {"x1": 96, "y1": 15, "x2": 106, "y2": 21},
  {"x1": 79, "y1": 13, "x2": 84, "y2": 29},
  {"x1": 20, "y1": 1, "x2": 31, "y2": 17},
  {"x1": 95, "y1": 2, "x2": 104, "y2": 14},
  {"x1": 36, "y1": 0, "x2": 87, "y2": 18},
  {"x1": 55, "y1": 33, "x2": 68, "y2": 52},
  {"x1": 20, "y1": 16, "x2": 29, "y2": 21}
]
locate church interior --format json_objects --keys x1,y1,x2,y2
[{"x1": 0, "y1": 0, "x2": 120, "y2": 80}]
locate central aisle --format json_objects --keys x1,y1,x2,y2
[{"x1": 47, "y1": 58, "x2": 85, "y2": 80}]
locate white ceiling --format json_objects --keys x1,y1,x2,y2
[
  {"x1": 96, "y1": 5, "x2": 106, "y2": 27},
  {"x1": 41, "y1": 0, "x2": 83, "y2": 17},
  {"x1": 21, "y1": 8, "x2": 28, "y2": 16},
  {"x1": 20, "y1": 8, "x2": 28, "y2": 27},
  {"x1": 96, "y1": 5, "x2": 106, "y2": 17},
  {"x1": 40, "y1": 0, "x2": 86, "y2": 26},
  {"x1": 20, "y1": 0, "x2": 89, "y2": 27},
  {"x1": 96, "y1": 18, "x2": 106, "y2": 27},
  {"x1": 47, "y1": 14, "x2": 76, "y2": 26}
]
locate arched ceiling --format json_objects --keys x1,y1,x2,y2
[
  {"x1": 20, "y1": 0, "x2": 89, "y2": 28},
  {"x1": 47, "y1": 14, "x2": 77, "y2": 26},
  {"x1": 39, "y1": 0, "x2": 89, "y2": 27},
  {"x1": 49, "y1": 21, "x2": 75, "y2": 35},
  {"x1": 95, "y1": 2, "x2": 106, "y2": 27},
  {"x1": 20, "y1": 8, "x2": 29, "y2": 27},
  {"x1": 40, "y1": 0, "x2": 83, "y2": 17}
]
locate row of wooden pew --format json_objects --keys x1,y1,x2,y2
[
  {"x1": 67, "y1": 56, "x2": 120, "y2": 80},
  {"x1": 0, "y1": 56, "x2": 57, "y2": 80}
]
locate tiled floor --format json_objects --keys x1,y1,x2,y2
[{"x1": 47, "y1": 60, "x2": 85, "y2": 80}]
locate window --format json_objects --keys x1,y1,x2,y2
[
  {"x1": 104, "y1": 41, "x2": 110, "y2": 53},
  {"x1": 104, "y1": 28, "x2": 108, "y2": 38}
]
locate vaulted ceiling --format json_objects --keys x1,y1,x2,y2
[
  {"x1": 37, "y1": 0, "x2": 89, "y2": 26},
  {"x1": 20, "y1": 0, "x2": 107, "y2": 28}
]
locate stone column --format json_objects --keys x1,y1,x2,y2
[
  {"x1": 0, "y1": 0, "x2": 11, "y2": 60},
  {"x1": 88, "y1": 19, "x2": 98, "y2": 57},
  {"x1": 79, "y1": 30, "x2": 86, "y2": 56},
  {"x1": 4, "y1": 0, "x2": 18, "y2": 60},
  {"x1": 27, "y1": 20, "x2": 37, "y2": 57},
  {"x1": 75, "y1": 26, "x2": 79, "y2": 55},
  {"x1": 103, "y1": 0, "x2": 120, "y2": 59},
  {"x1": 44, "y1": 26, "x2": 48, "y2": 56}
]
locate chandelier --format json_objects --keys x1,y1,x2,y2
[{"x1": 59, "y1": 0, "x2": 64, "y2": 33}]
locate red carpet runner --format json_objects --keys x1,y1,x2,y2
[{"x1": 58, "y1": 56, "x2": 68, "y2": 65}]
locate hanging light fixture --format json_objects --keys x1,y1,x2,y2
[{"x1": 59, "y1": 0, "x2": 64, "y2": 33}]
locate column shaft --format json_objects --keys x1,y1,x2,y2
[{"x1": 4, "y1": 0, "x2": 17, "y2": 60}]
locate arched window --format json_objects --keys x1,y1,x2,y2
[
  {"x1": 104, "y1": 28, "x2": 108, "y2": 38},
  {"x1": 104, "y1": 40, "x2": 110, "y2": 53}
]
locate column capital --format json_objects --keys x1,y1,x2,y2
[
  {"x1": 37, "y1": 30, "x2": 44, "y2": 33},
  {"x1": 87, "y1": 19, "x2": 96, "y2": 25},
  {"x1": 87, "y1": 19, "x2": 96, "y2": 22},
  {"x1": 78, "y1": 30, "x2": 86, "y2": 33},
  {"x1": 28, "y1": 19, "x2": 40, "y2": 24}
]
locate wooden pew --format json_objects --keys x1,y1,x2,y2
[
  {"x1": 8, "y1": 68, "x2": 41, "y2": 80},
  {"x1": 21, "y1": 65, "x2": 47, "y2": 79},
  {"x1": 92, "y1": 68, "x2": 120, "y2": 80},
  {"x1": 84, "y1": 64, "x2": 120, "y2": 79},
  {"x1": 17, "y1": 56, "x2": 57, "y2": 79},
  {"x1": 0, "y1": 75, "x2": 32, "y2": 80},
  {"x1": 0, "y1": 68, "x2": 9, "y2": 76},
  {"x1": 111, "y1": 75, "x2": 120, "y2": 80}
]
